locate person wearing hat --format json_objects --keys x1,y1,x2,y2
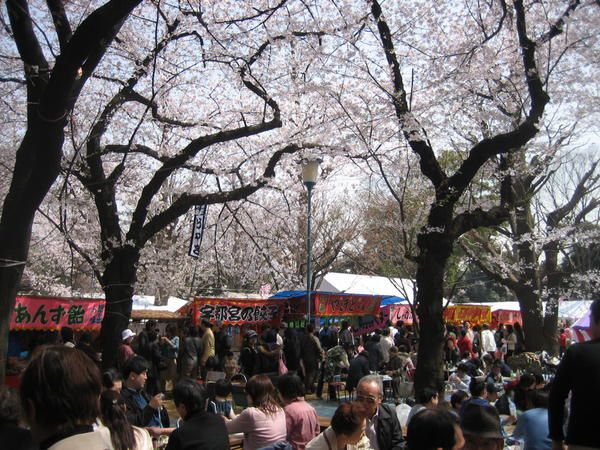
[
  {"x1": 461, "y1": 403, "x2": 504, "y2": 450},
  {"x1": 241, "y1": 330, "x2": 260, "y2": 377},
  {"x1": 117, "y1": 328, "x2": 136, "y2": 372}
]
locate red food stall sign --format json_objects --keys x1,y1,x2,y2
[
  {"x1": 314, "y1": 293, "x2": 381, "y2": 316},
  {"x1": 10, "y1": 295, "x2": 105, "y2": 331},
  {"x1": 193, "y1": 298, "x2": 284, "y2": 325}
]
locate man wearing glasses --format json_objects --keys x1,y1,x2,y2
[{"x1": 356, "y1": 375, "x2": 404, "y2": 450}]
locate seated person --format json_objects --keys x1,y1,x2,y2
[
  {"x1": 207, "y1": 379, "x2": 236, "y2": 419},
  {"x1": 120, "y1": 355, "x2": 170, "y2": 431},
  {"x1": 0, "y1": 385, "x2": 36, "y2": 450},
  {"x1": 512, "y1": 390, "x2": 552, "y2": 450},
  {"x1": 306, "y1": 402, "x2": 371, "y2": 450},
  {"x1": 448, "y1": 363, "x2": 472, "y2": 392},
  {"x1": 407, "y1": 408, "x2": 464, "y2": 450},
  {"x1": 165, "y1": 379, "x2": 230, "y2": 450},
  {"x1": 450, "y1": 390, "x2": 469, "y2": 418},
  {"x1": 223, "y1": 351, "x2": 239, "y2": 380},
  {"x1": 485, "y1": 360, "x2": 504, "y2": 385},
  {"x1": 406, "y1": 387, "x2": 438, "y2": 426},
  {"x1": 278, "y1": 374, "x2": 319, "y2": 450},
  {"x1": 461, "y1": 403, "x2": 504, "y2": 450}
]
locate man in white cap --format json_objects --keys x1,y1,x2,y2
[{"x1": 117, "y1": 328, "x2": 136, "y2": 372}]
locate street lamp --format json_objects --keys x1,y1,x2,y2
[{"x1": 301, "y1": 158, "x2": 322, "y2": 324}]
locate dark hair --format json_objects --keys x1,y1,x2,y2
[
  {"x1": 245, "y1": 375, "x2": 282, "y2": 414},
  {"x1": 306, "y1": 324, "x2": 315, "y2": 333},
  {"x1": 145, "y1": 320, "x2": 157, "y2": 330},
  {"x1": 513, "y1": 322, "x2": 522, "y2": 331},
  {"x1": 226, "y1": 351, "x2": 234, "y2": 358},
  {"x1": 277, "y1": 374, "x2": 305, "y2": 399},
  {"x1": 382, "y1": 328, "x2": 390, "y2": 336},
  {"x1": 341, "y1": 320, "x2": 349, "y2": 329},
  {"x1": 166, "y1": 323, "x2": 177, "y2": 334},
  {"x1": 102, "y1": 368, "x2": 123, "y2": 390},
  {"x1": 173, "y1": 378, "x2": 207, "y2": 415},
  {"x1": 457, "y1": 363, "x2": 470, "y2": 373},
  {"x1": 187, "y1": 325, "x2": 198, "y2": 337},
  {"x1": 591, "y1": 299, "x2": 600, "y2": 325},
  {"x1": 407, "y1": 409, "x2": 458, "y2": 450},
  {"x1": 506, "y1": 324, "x2": 514, "y2": 334},
  {"x1": 100, "y1": 390, "x2": 135, "y2": 450},
  {"x1": 148, "y1": 330, "x2": 158, "y2": 343},
  {"x1": 331, "y1": 402, "x2": 366, "y2": 436},
  {"x1": 518, "y1": 373, "x2": 536, "y2": 389},
  {"x1": 78, "y1": 332, "x2": 93, "y2": 345},
  {"x1": 60, "y1": 327, "x2": 74, "y2": 343},
  {"x1": 469, "y1": 379, "x2": 486, "y2": 397},
  {"x1": 122, "y1": 355, "x2": 149, "y2": 379},
  {"x1": 0, "y1": 386, "x2": 21, "y2": 425},
  {"x1": 529, "y1": 390, "x2": 549, "y2": 409},
  {"x1": 20, "y1": 346, "x2": 101, "y2": 433},
  {"x1": 215, "y1": 379, "x2": 232, "y2": 397},
  {"x1": 201, "y1": 319, "x2": 212, "y2": 328},
  {"x1": 417, "y1": 387, "x2": 438, "y2": 405},
  {"x1": 450, "y1": 390, "x2": 469, "y2": 410}
]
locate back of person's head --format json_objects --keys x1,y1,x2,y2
[
  {"x1": 371, "y1": 334, "x2": 381, "y2": 343},
  {"x1": 0, "y1": 385, "x2": 21, "y2": 425},
  {"x1": 382, "y1": 328, "x2": 390, "y2": 337},
  {"x1": 457, "y1": 363, "x2": 469, "y2": 374},
  {"x1": 469, "y1": 379, "x2": 486, "y2": 398},
  {"x1": 506, "y1": 324, "x2": 514, "y2": 334},
  {"x1": 407, "y1": 408, "x2": 461, "y2": 450},
  {"x1": 331, "y1": 402, "x2": 366, "y2": 437},
  {"x1": 245, "y1": 374, "x2": 281, "y2": 414},
  {"x1": 102, "y1": 368, "x2": 123, "y2": 390},
  {"x1": 264, "y1": 329, "x2": 277, "y2": 344},
  {"x1": 100, "y1": 390, "x2": 134, "y2": 450},
  {"x1": 518, "y1": 373, "x2": 536, "y2": 390},
  {"x1": 122, "y1": 355, "x2": 149, "y2": 379},
  {"x1": 460, "y1": 329, "x2": 467, "y2": 337},
  {"x1": 146, "y1": 319, "x2": 157, "y2": 331},
  {"x1": 341, "y1": 320, "x2": 349, "y2": 329},
  {"x1": 450, "y1": 390, "x2": 469, "y2": 410},
  {"x1": 529, "y1": 389, "x2": 549, "y2": 409},
  {"x1": 277, "y1": 374, "x2": 305, "y2": 400},
  {"x1": 482, "y1": 324, "x2": 489, "y2": 330},
  {"x1": 417, "y1": 387, "x2": 439, "y2": 405},
  {"x1": 201, "y1": 319, "x2": 212, "y2": 329},
  {"x1": 591, "y1": 299, "x2": 600, "y2": 325},
  {"x1": 187, "y1": 325, "x2": 198, "y2": 337},
  {"x1": 78, "y1": 332, "x2": 93, "y2": 345},
  {"x1": 60, "y1": 327, "x2": 74, "y2": 343},
  {"x1": 461, "y1": 403, "x2": 503, "y2": 450},
  {"x1": 173, "y1": 378, "x2": 207, "y2": 415},
  {"x1": 306, "y1": 323, "x2": 315, "y2": 333},
  {"x1": 20, "y1": 346, "x2": 101, "y2": 434},
  {"x1": 215, "y1": 379, "x2": 232, "y2": 398}
]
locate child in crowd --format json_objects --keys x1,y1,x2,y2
[
  {"x1": 223, "y1": 351, "x2": 239, "y2": 380},
  {"x1": 208, "y1": 379, "x2": 236, "y2": 419}
]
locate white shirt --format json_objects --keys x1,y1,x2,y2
[
  {"x1": 365, "y1": 409, "x2": 380, "y2": 450},
  {"x1": 389, "y1": 326, "x2": 398, "y2": 339},
  {"x1": 448, "y1": 372, "x2": 471, "y2": 392},
  {"x1": 379, "y1": 336, "x2": 394, "y2": 363},
  {"x1": 481, "y1": 330, "x2": 497, "y2": 353}
]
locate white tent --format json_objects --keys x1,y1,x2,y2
[
  {"x1": 459, "y1": 300, "x2": 592, "y2": 320},
  {"x1": 316, "y1": 272, "x2": 415, "y2": 303}
]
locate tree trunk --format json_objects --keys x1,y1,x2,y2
[
  {"x1": 0, "y1": 123, "x2": 64, "y2": 382},
  {"x1": 99, "y1": 246, "x2": 140, "y2": 369},
  {"x1": 543, "y1": 242, "x2": 561, "y2": 355},
  {"x1": 414, "y1": 231, "x2": 453, "y2": 397},
  {"x1": 515, "y1": 287, "x2": 545, "y2": 352}
]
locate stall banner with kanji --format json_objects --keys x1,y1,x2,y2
[
  {"x1": 10, "y1": 295, "x2": 105, "y2": 330},
  {"x1": 193, "y1": 298, "x2": 284, "y2": 325},
  {"x1": 492, "y1": 309, "x2": 522, "y2": 328},
  {"x1": 314, "y1": 293, "x2": 381, "y2": 317},
  {"x1": 443, "y1": 304, "x2": 491, "y2": 326}
]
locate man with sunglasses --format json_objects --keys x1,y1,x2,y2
[{"x1": 356, "y1": 375, "x2": 404, "y2": 450}]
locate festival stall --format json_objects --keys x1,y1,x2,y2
[
  {"x1": 570, "y1": 309, "x2": 592, "y2": 343},
  {"x1": 443, "y1": 304, "x2": 492, "y2": 326}
]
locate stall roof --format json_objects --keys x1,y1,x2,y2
[
  {"x1": 458, "y1": 300, "x2": 592, "y2": 320},
  {"x1": 131, "y1": 295, "x2": 189, "y2": 313},
  {"x1": 315, "y1": 272, "x2": 415, "y2": 303},
  {"x1": 269, "y1": 290, "x2": 405, "y2": 306}
]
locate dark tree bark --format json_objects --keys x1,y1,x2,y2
[{"x1": 0, "y1": 0, "x2": 142, "y2": 382}]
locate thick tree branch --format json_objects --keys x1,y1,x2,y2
[
  {"x1": 450, "y1": 205, "x2": 510, "y2": 238},
  {"x1": 537, "y1": 0, "x2": 582, "y2": 45},
  {"x1": 6, "y1": 0, "x2": 48, "y2": 69},
  {"x1": 46, "y1": 0, "x2": 73, "y2": 52},
  {"x1": 460, "y1": 238, "x2": 521, "y2": 291}
]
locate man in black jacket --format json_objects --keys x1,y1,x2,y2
[
  {"x1": 549, "y1": 299, "x2": 600, "y2": 450},
  {"x1": 356, "y1": 375, "x2": 404, "y2": 450},
  {"x1": 165, "y1": 379, "x2": 229, "y2": 450},
  {"x1": 346, "y1": 350, "x2": 370, "y2": 393}
]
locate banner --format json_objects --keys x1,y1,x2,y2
[
  {"x1": 389, "y1": 304, "x2": 414, "y2": 324},
  {"x1": 193, "y1": 298, "x2": 284, "y2": 325},
  {"x1": 10, "y1": 295, "x2": 105, "y2": 331},
  {"x1": 443, "y1": 305, "x2": 491, "y2": 326},
  {"x1": 314, "y1": 293, "x2": 381, "y2": 316},
  {"x1": 492, "y1": 309, "x2": 522, "y2": 328},
  {"x1": 188, "y1": 204, "x2": 208, "y2": 259}
]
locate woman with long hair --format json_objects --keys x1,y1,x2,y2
[
  {"x1": 100, "y1": 390, "x2": 153, "y2": 450},
  {"x1": 225, "y1": 374, "x2": 288, "y2": 450}
]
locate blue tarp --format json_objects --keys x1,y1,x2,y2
[{"x1": 269, "y1": 291, "x2": 407, "y2": 306}]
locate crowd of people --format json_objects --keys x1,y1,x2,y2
[{"x1": 1, "y1": 298, "x2": 599, "y2": 450}]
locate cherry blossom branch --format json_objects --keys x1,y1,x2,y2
[{"x1": 46, "y1": 0, "x2": 72, "y2": 52}]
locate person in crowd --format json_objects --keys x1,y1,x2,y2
[
  {"x1": 179, "y1": 325, "x2": 202, "y2": 379},
  {"x1": 136, "y1": 320, "x2": 157, "y2": 361},
  {"x1": 207, "y1": 379, "x2": 236, "y2": 419},
  {"x1": 495, "y1": 323, "x2": 506, "y2": 349},
  {"x1": 300, "y1": 324, "x2": 323, "y2": 395},
  {"x1": 480, "y1": 324, "x2": 497, "y2": 354},
  {"x1": 257, "y1": 328, "x2": 281, "y2": 375},
  {"x1": 462, "y1": 379, "x2": 490, "y2": 411},
  {"x1": 278, "y1": 374, "x2": 320, "y2": 450},
  {"x1": 76, "y1": 332, "x2": 102, "y2": 367},
  {"x1": 283, "y1": 326, "x2": 301, "y2": 374},
  {"x1": 118, "y1": 328, "x2": 137, "y2": 372},
  {"x1": 450, "y1": 390, "x2": 470, "y2": 418},
  {"x1": 100, "y1": 389, "x2": 153, "y2": 450},
  {"x1": 317, "y1": 342, "x2": 350, "y2": 401},
  {"x1": 485, "y1": 360, "x2": 504, "y2": 385},
  {"x1": 485, "y1": 383, "x2": 500, "y2": 405},
  {"x1": 143, "y1": 330, "x2": 163, "y2": 396},
  {"x1": 513, "y1": 322, "x2": 526, "y2": 354},
  {"x1": 388, "y1": 346, "x2": 414, "y2": 401},
  {"x1": 463, "y1": 321, "x2": 474, "y2": 341},
  {"x1": 366, "y1": 333, "x2": 385, "y2": 372},
  {"x1": 387, "y1": 320, "x2": 398, "y2": 340},
  {"x1": 355, "y1": 374, "x2": 403, "y2": 449},
  {"x1": 276, "y1": 324, "x2": 286, "y2": 347},
  {"x1": 60, "y1": 326, "x2": 75, "y2": 348},
  {"x1": 505, "y1": 324, "x2": 517, "y2": 357},
  {"x1": 448, "y1": 363, "x2": 472, "y2": 392},
  {"x1": 199, "y1": 319, "x2": 216, "y2": 380},
  {"x1": 407, "y1": 408, "x2": 465, "y2": 450},
  {"x1": 160, "y1": 324, "x2": 179, "y2": 392},
  {"x1": 457, "y1": 329, "x2": 473, "y2": 357},
  {"x1": 166, "y1": 379, "x2": 229, "y2": 450},
  {"x1": 461, "y1": 403, "x2": 504, "y2": 450},
  {"x1": 514, "y1": 373, "x2": 536, "y2": 412},
  {"x1": 394, "y1": 324, "x2": 412, "y2": 353},
  {"x1": 241, "y1": 330, "x2": 260, "y2": 377},
  {"x1": 0, "y1": 385, "x2": 36, "y2": 450},
  {"x1": 512, "y1": 390, "x2": 552, "y2": 450},
  {"x1": 319, "y1": 323, "x2": 333, "y2": 350},
  {"x1": 103, "y1": 368, "x2": 124, "y2": 392},
  {"x1": 120, "y1": 356, "x2": 170, "y2": 431},
  {"x1": 223, "y1": 351, "x2": 240, "y2": 380},
  {"x1": 20, "y1": 346, "x2": 113, "y2": 448},
  {"x1": 213, "y1": 320, "x2": 231, "y2": 371},
  {"x1": 406, "y1": 387, "x2": 438, "y2": 426},
  {"x1": 558, "y1": 328, "x2": 568, "y2": 357},
  {"x1": 379, "y1": 328, "x2": 394, "y2": 365},
  {"x1": 225, "y1": 374, "x2": 287, "y2": 450},
  {"x1": 549, "y1": 298, "x2": 600, "y2": 450},
  {"x1": 306, "y1": 402, "x2": 371, "y2": 450},
  {"x1": 339, "y1": 320, "x2": 355, "y2": 350},
  {"x1": 346, "y1": 350, "x2": 370, "y2": 394},
  {"x1": 444, "y1": 335, "x2": 460, "y2": 366}
]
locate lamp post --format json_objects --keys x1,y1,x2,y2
[{"x1": 301, "y1": 158, "x2": 321, "y2": 324}]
